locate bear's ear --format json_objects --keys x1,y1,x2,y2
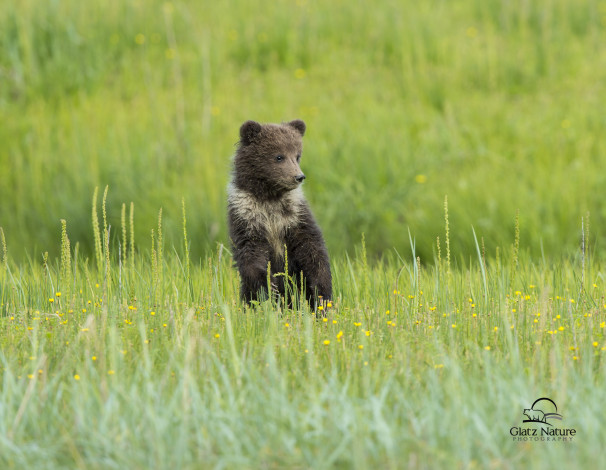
[
  {"x1": 287, "y1": 119, "x2": 306, "y2": 137},
  {"x1": 240, "y1": 120, "x2": 262, "y2": 146}
]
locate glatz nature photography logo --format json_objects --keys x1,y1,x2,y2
[{"x1": 510, "y1": 397, "x2": 577, "y2": 442}]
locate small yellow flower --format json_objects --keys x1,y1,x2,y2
[
  {"x1": 414, "y1": 174, "x2": 427, "y2": 184},
  {"x1": 472, "y1": 313, "x2": 477, "y2": 318},
  {"x1": 92, "y1": 356, "x2": 97, "y2": 361},
  {"x1": 28, "y1": 374, "x2": 34, "y2": 379},
  {"x1": 451, "y1": 324, "x2": 457, "y2": 329},
  {"x1": 55, "y1": 292, "x2": 61, "y2": 297},
  {"x1": 354, "y1": 322, "x2": 361, "y2": 327},
  {"x1": 323, "y1": 340, "x2": 330, "y2": 345},
  {"x1": 284, "y1": 323, "x2": 290, "y2": 328},
  {"x1": 332, "y1": 320, "x2": 337, "y2": 324},
  {"x1": 49, "y1": 298, "x2": 54, "y2": 303},
  {"x1": 558, "y1": 326, "x2": 565, "y2": 331},
  {"x1": 108, "y1": 370, "x2": 115, "y2": 375},
  {"x1": 327, "y1": 302, "x2": 333, "y2": 308},
  {"x1": 593, "y1": 342, "x2": 598, "y2": 347},
  {"x1": 81, "y1": 328, "x2": 89, "y2": 332},
  {"x1": 74, "y1": 374, "x2": 80, "y2": 381},
  {"x1": 494, "y1": 327, "x2": 498, "y2": 332},
  {"x1": 484, "y1": 346, "x2": 491, "y2": 351},
  {"x1": 318, "y1": 305, "x2": 324, "y2": 311},
  {"x1": 365, "y1": 330, "x2": 371, "y2": 336},
  {"x1": 214, "y1": 333, "x2": 220, "y2": 338},
  {"x1": 358, "y1": 345, "x2": 364, "y2": 350},
  {"x1": 573, "y1": 356, "x2": 578, "y2": 361},
  {"x1": 336, "y1": 331, "x2": 343, "y2": 340}
]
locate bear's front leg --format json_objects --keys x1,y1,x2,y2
[
  {"x1": 287, "y1": 209, "x2": 332, "y2": 310},
  {"x1": 239, "y1": 257, "x2": 272, "y2": 303}
]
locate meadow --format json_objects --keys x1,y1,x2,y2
[
  {"x1": 1, "y1": 0, "x2": 606, "y2": 260},
  {"x1": 1, "y1": 202, "x2": 605, "y2": 468},
  {"x1": 1, "y1": 0, "x2": 606, "y2": 468}
]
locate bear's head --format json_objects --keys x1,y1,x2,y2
[{"x1": 233, "y1": 120, "x2": 307, "y2": 199}]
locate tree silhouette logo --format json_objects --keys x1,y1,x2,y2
[{"x1": 522, "y1": 397, "x2": 563, "y2": 426}]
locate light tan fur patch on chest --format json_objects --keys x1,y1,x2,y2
[{"x1": 228, "y1": 184, "x2": 303, "y2": 258}]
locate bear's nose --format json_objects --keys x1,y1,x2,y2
[{"x1": 295, "y1": 174, "x2": 306, "y2": 183}]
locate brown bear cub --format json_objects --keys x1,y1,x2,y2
[{"x1": 227, "y1": 119, "x2": 332, "y2": 308}]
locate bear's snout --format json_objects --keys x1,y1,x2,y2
[{"x1": 295, "y1": 174, "x2": 306, "y2": 183}]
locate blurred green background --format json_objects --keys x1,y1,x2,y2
[{"x1": 1, "y1": 0, "x2": 605, "y2": 262}]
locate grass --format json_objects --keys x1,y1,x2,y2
[
  {"x1": 1, "y1": 0, "x2": 606, "y2": 260},
  {"x1": 1, "y1": 0, "x2": 606, "y2": 467},
  {"x1": 1, "y1": 204, "x2": 605, "y2": 468}
]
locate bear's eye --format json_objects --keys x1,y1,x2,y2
[
  {"x1": 296, "y1": 154, "x2": 301, "y2": 162},
  {"x1": 275, "y1": 155, "x2": 285, "y2": 162}
]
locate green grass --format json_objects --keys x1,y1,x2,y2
[
  {"x1": 1, "y1": 210, "x2": 605, "y2": 468},
  {"x1": 1, "y1": 0, "x2": 606, "y2": 260},
  {"x1": 2, "y1": 1, "x2": 606, "y2": 468}
]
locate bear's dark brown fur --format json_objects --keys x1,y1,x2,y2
[{"x1": 227, "y1": 119, "x2": 332, "y2": 308}]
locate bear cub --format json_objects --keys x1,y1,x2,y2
[{"x1": 227, "y1": 119, "x2": 332, "y2": 308}]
